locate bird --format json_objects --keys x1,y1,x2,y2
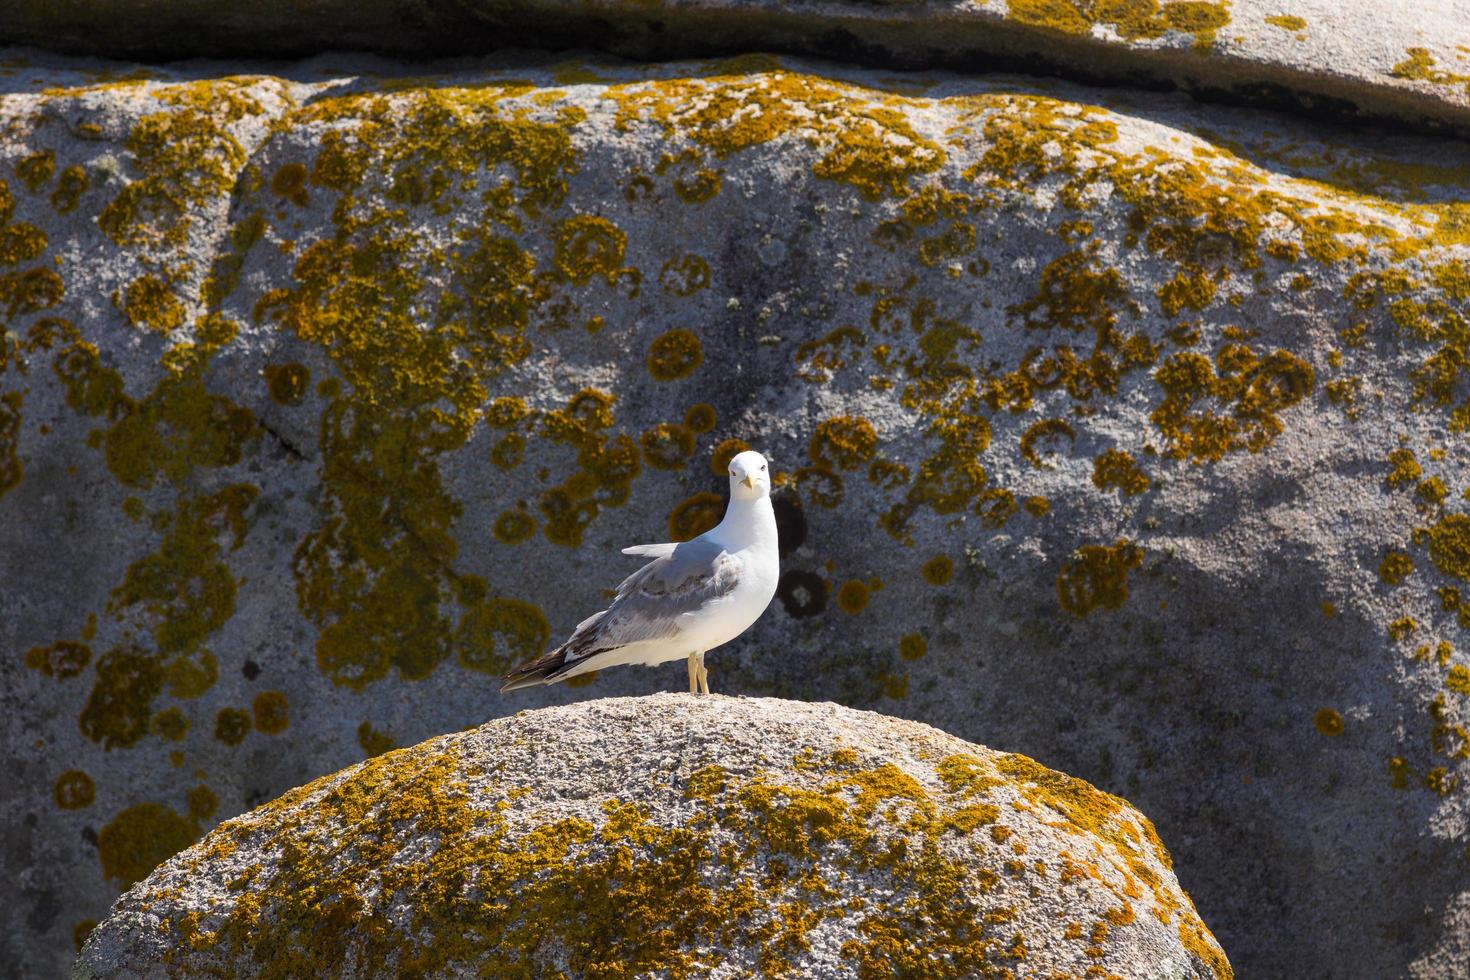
[{"x1": 500, "y1": 450, "x2": 779, "y2": 695}]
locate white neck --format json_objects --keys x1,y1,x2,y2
[{"x1": 716, "y1": 494, "x2": 777, "y2": 551}]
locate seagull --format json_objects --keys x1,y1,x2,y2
[{"x1": 500, "y1": 450, "x2": 780, "y2": 695}]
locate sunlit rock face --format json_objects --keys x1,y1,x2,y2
[
  {"x1": 74, "y1": 696, "x2": 1232, "y2": 979},
  {"x1": 0, "y1": 20, "x2": 1467, "y2": 979}
]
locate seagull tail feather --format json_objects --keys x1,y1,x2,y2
[{"x1": 499, "y1": 644, "x2": 570, "y2": 693}]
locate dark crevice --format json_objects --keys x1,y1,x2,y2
[{"x1": 258, "y1": 419, "x2": 305, "y2": 462}]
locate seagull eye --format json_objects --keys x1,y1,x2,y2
[{"x1": 761, "y1": 464, "x2": 767, "y2": 471}]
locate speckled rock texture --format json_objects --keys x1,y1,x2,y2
[
  {"x1": 72, "y1": 695, "x2": 1231, "y2": 979},
  {"x1": 1, "y1": 36, "x2": 1469, "y2": 980},
  {"x1": 2, "y1": 1, "x2": 1468, "y2": 136}
]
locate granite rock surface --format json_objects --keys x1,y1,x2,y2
[
  {"x1": 73, "y1": 695, "x2": 1232, "y2": 978},
  {"x1": 0, "y1": 32, "x2": 1466, "y2": 980}
]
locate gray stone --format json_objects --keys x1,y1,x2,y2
[
  {"x1": 0, "y1": 37, "x2": 1467, "y2": 980},
  {"x1": 73, "y1": 695, "x2": 1232, "y2": 979}
]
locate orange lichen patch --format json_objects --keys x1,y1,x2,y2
[
  {"x1": 16, "y1": 150, "x2": 55, "y2": 191},
  {"x1": 899, "y1": 633, "x2": 927, "y2": 661},
  {"x1": 795, "y1": 325, "x2": 866, "y2": 384},
  {"x1": 1091, "y1": 449, "x2": 1149, "y2": 497},
  {"x1": 794, "y1": 465, "x2": 843, "y2": 508},
  {"x1": 271, "y1": 162, "x2": 309, "y2": 206},
  {"x1": 922, "y1": 554, "x2": 953, "y2": 585},
  {"x1": 0, "y1": 221, "x2": 46, "y2": 266},
  {"x1": 1313, "y1": 708, "x2": 1344, "y2": 736},
  {"x1": 1448, "y1": 665, "x2": 1470, "y2": 696},
  {"x1": 1024, "y1": 495, "x2": 1051, "y2": 517},
  {"x1": 1157, "y1": 266, "x2": 1217, "y2": 318},
  {"x1": 711, "y1": 437, "x2": 751, "y2": 477},
  {"x1": 119, "y1": 275, "x2": 184, "y2": 334},
  {"x1": 536, "y1": 389, "x2": 641, "y2": 549},
  {"x1": 97, "y1": 800, "x2": 201, "y2": 888},
  {"x1": 1387, "y1": 616, "x2": 1417, "y2": 641},
  {"x1": 554, "y1": 214, "x2": 626, "y2": 285},
  {"x1": 455, "y1": 597, "x2": 549, "y2": 675},
  {"x1": 493, "y1": 507, "x2": 537, "y2": 545},
  {"x1": 1379, "y1": 550, "x2": 1413, "y2": 585},
  {"x1": 1057, "y1": 540, "x2": 1144, "y2": 617},
  {"x1": 673, "y1": 168, "x2": 722, "y2": 204},
  {"x1": 51, "y1": 165, "x2": 89, "y2": 214},
  {"x1": 611, "y1": 69, "x2": 943, "y2": 202},
  {"x1": 646, "y1": 328, "x2": 703, "y2": 381},
  {"x1": 490, "y1": 433, "x2": 524, "y2": 470},
  {"x1": 837, "y1": 579, "x2": 870, "y2": 614},
  {"x1": 54, "y1": 769, "x2": 96, "y2": 810},
  {"x1": 1151, "y1": 347, "x2": 1313, "y2": 462},
  {"x1": 262, "y1": 362, "x2": 309, "y2": 406},
  {"x1": 683, "y1": 402, "x2": 717, "y2": 433},
  {"x1": 1391, "y1": 48, "x2": 1470, "y2": 94},
  {"x1": 485, "y1": 396, "x2": 530, "y2": 428},
  {"x1": 809, "y1": 416, "x2": 877, "y2": 470},
  {"x1": 640, "y1": 422, "x2": 695, "y2": 470},
  {"x1": 1421, "y1": 513, "x2": 1470, "y2": 583},
  {"x1": 669, "y1": 491, "x2": 724, "y2": 542},
  {"x1": 1387, "y1": 448, "x2": 1423, "y2": 488},
  {"x1": 96, "y1": 80, "x2": 259, "y2": 247},
  {"x1": 214, "y1": 707, "x2": 250, "y2": 746},
  {"x1": 1007, "y1": 0, "x2": 1231, "y2": 47},
  {"x1": 252, "y1": 691, "x2": 290, "y2": 734},
  {"x1": 150, "y1": 706, "x2": 190, "y2": 742},
  {"x1": 109, "y1": 485, "x2": 256, "y2": 666},
  {"x1": 1019, "y1": 419, "x2": 1075, "y2": 468},
  {"x1": 1264, "y1": 14, "x2": 1307, "y2": 31},
  {"x1": 79, "y1": 645, "x2": 164, "y2": 750},
  {"x1": 24, "y1": 640, "x2": 91, "y2": 679}
]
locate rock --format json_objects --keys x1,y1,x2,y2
[
  {"x1": 73, "y1": 695, "x2": 1231, "y2": 978},
  {"x1": 1, "y1": 2, "x2": 1467, "y2": 138},
  {"x1": 0, "y1": 38, "x2": 1468, "y2": 980}
]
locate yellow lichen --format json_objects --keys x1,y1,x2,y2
[
  {"x1": 809, "y1": 416, "x2": 877, "y2": 471},
  {"x1": 54, "y1": 769, "x2": 96, "y2": 810},
  {"x1": 262, "y1": 362, "x2": 309, "y2": 406},
  {"x1": 252, "y1": 691, "x2": 290, "y2": 734},
  {"x1": 683, "y1": 402, "x2": 717, "y2": 433},
  {"x1": 899, "y1": 633, "x2": 927, "y2": 661},
  {"x1": 641, "y1": 423, "x2": 696, "y2": 470},
  {"x1": 24, "y1": 640, "x2": 92, "y2": 679},
  {"x1": 1091, "y1": 449, "x2": 1150, "y2": 496},
  {"x1": 1057, "y1": 540, "x2": 1144, "y2": 617},
  {"x1": 922, "y1": 555, "x2": 953, "y2": 585},
  {"x1": 214, "y1": 707, "x2": 250, "y2": 746},
  {"x1": 836, "y1": 579, "x2": 870, "y2": 614},
  {"x1": 1313, "y1": 708, "x2": 1344, "y2": 736},
  {"x1": 669, "y1": 492, "x2": 724, "y2": 542},
  {"x1": 646, "y1": 328, "x2": 704, "y2": 381},
  {"x1": 97, "y1": 800, "x2": 201, "y2": 888}
]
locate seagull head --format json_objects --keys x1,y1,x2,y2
[{"x1": 728, "y1": 450, "x2": 771, "y2": 500}]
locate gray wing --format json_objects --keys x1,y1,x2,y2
[
  {"x1": 501, "y1": 538, "x2": 741, "y2": 691},
  {"x1": 570, "y1": 538, "x2": 741, "y2": 657}
]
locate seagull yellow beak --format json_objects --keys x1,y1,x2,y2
[{"x1": 740, "y1": 475, "x2": 755, "y2": 488}]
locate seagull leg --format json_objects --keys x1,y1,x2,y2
[
  {"x1": 687, "y1": 653, "x2": 698, "y2": 694},
  {"x1": 696, "y1": 651, "x2": 710, "y2": 695}
]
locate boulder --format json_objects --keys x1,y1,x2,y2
[
  {"x1": 0, "y1": 36, "x2": 1467, "y2": 980},
  {"x1": 74, "y1": 695, "x2": 1231, "y2": 978}
]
